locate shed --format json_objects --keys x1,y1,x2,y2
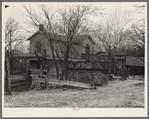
[{"x1": 126, "y1": 56, "x2": 144, "y2": 75}]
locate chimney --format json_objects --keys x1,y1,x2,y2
[
  {"x1": 39, "y1": 24, "x2": 44, "y2": 32},
  {"x1": 85, "y1": 44, "x2": 90, "y2": 62}
]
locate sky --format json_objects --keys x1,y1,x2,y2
[
  {"x1": 3, "y1": 2, "x2": 146, "y2": 30},
  {"x1": 2, "y1": 2, "x2": 146, "y2": 52}
]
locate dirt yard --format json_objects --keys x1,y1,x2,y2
[{"x1": 4, "y1": 78, "x2": 145, "y2": 108}]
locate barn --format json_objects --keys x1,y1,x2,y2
[{"x1": 126, "y1": 56, "x2": 144, "y2": 76}]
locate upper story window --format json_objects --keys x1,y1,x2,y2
[{"x1": 36, "y1": 41, "x2": 41, "y2": 52}]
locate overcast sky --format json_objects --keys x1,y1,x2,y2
[{"x1": 2, "y1": 2, "x2": 146, "y2": 43}]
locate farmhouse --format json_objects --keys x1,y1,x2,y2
[
  {"x1": 13, "y1": 24, "x2": 97, "y2": 77},
  {"x1": 12, "y1": 24, "x2": 144, "y2": 79},
  {"x1": 29, "y1": 24, "x2": 96, "y2": 68}
]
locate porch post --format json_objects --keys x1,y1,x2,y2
[
  {"x1": 25, "y1": 65, "x2": 31, "y2": 90},
  {"x1": 133, "y1": 66, "x2": 135, "y2": 79},
  {"x1": 40, "y1": 64, "x2": 43, "y2": 75}
]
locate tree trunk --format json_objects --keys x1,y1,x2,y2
[
  {"x1": 109, "y1": 52, "x2": 112, "y2": 74},
  {"x1": 114, "y1": 62, "x2": 116, "y2": 75},
  {"x1": 51, "y1": 51, "x2": 59, "y2": 79},
  {"x1": 65, "y1": 44, "x2": 70, "y2": 80},
  {"x1": 6, "y1": 52, "x2": 11, "y2": 95},
  {"x1": 61, "y1": 42, "x2": 70, "y2": 80},
  {"x1": 50, "y1": 39, "x2": 59, "y2": 79}
]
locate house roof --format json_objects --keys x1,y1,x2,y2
[
  {"x1": 27, "y1": 30, "x2": 95, "y2": 44},
  {"x1": 126, "y1": 56, "x2": 144, "y2": 67},
  {"x1": 96, "y1": 55, "x2": 144, "y2": 67},
  {"x1": 13, "y1": 52, "x2": 46, "y2": 59},
  {"x1": 27, "y1": 31, "x2": 40, "y2": 41},
  {"x1": 14, "y1": 52, "x2": 86, "y2": 62},
  {"x1": 70, "y1": 35, "x2": 95, "y2": 44}
]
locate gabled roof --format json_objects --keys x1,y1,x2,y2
[
  {"x1": 27, "y1": 31, "x2": 40, "y2": 40},
  {"x1": 70, "y1": 35, "x2": 95, "y2": 44},
  {"x1": 27, "y1": 30, "x2": 95, "y2": 44},
  {"x1": 126, "y1": 56, "x2": 144, "y2": 67}
]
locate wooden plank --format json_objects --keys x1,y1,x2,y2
[
  {"x1": 33, "y1": 79, "x2": 94, "y2": 89},
  {"x1": 49, "y1": 81, "x2": 94, "y2": 89},
  {"x1": 30, "y1": 69, "x2": 47, "y2": 72},
  {"x1": 68, "y1": 69, "x2": 102, "y2": 73},
  {"x1": 31, "y1": 74, "x2": 47, "y2": 78},
  {"x1": 11, "y1": 80, "x2": 25, "y2": 84},
  {"x1": 11, "y1": 82, "x2": 25, "y2": 89},
  {"x1": 10, "y1": 74, "x2": 24, "y2": 77},
  {"x1": 32, "y1": 78, "x2": 45, "y2": 80},
  {"x1": 10, "y1": 77, "x2": 25, "y2": 80},
  {"x1": 69, "y1": 68, "x2": 102, "y2": 71},
  {"x1": 30, "y1": 69, "x2": 40, "y2": 73},
  {"x1": 11, "y1": 72, "x2": 26, "y2": 75}
]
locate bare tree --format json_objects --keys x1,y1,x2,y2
[
  {"x1": 128, "y1": 5, "x2": 145, "y2": 23},
  {"x1": 127, "y1": 22, "x2": 145, "y2": 62},
  {"x1": 5, "y1": 18, "x2": 25, "y2": 94},
  {"x1": 5, "y1": 18, "x2": 25, "y2": 63},
  {"x1": 94, "y1": 8, "x2": 132, "y2": 75},
  {"x1": 23, "y1": 4, "x2": 99, "y2": 80},
  {"x1": 127, "y1": 5, "x2": 145, "y2": 61},
  {"x1": 23, "y1": 5, "x2": 62, "y2": 79},
  {"x1": 55, "y1": 5, "x2": 99, "y2": 80}
]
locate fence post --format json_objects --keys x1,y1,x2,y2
[{"x1": 25, "y1": 65, "x2": 31, "y2": 90}]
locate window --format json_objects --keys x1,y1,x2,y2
[
  {"x1": 37, "y1": 61, "x2": 40, "y2": 69},
  {"x1": 36, "y1": 41, "x2": 41, "y2": 52}
]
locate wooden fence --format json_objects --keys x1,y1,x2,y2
[
  {"x1": 5, "y1": 79, "x2": 25, "y2": 90},
  {"x1": 5, "y1": 65, "x2": 31, "y2": 92}
]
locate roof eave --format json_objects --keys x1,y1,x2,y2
[
  {"x1": 27, "y1": 31, "x2": 40, "y2": 40},
  {"x1": 88, "y1": 36, "x2": 95, "y2": 44}
]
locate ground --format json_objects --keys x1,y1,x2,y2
[{"x1": 4, "y1": 78, "x2": 144, "y2": 108}]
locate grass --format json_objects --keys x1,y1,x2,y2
[{"x1": 4, "y1": 78, "x2": 144, "y2": 108}]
